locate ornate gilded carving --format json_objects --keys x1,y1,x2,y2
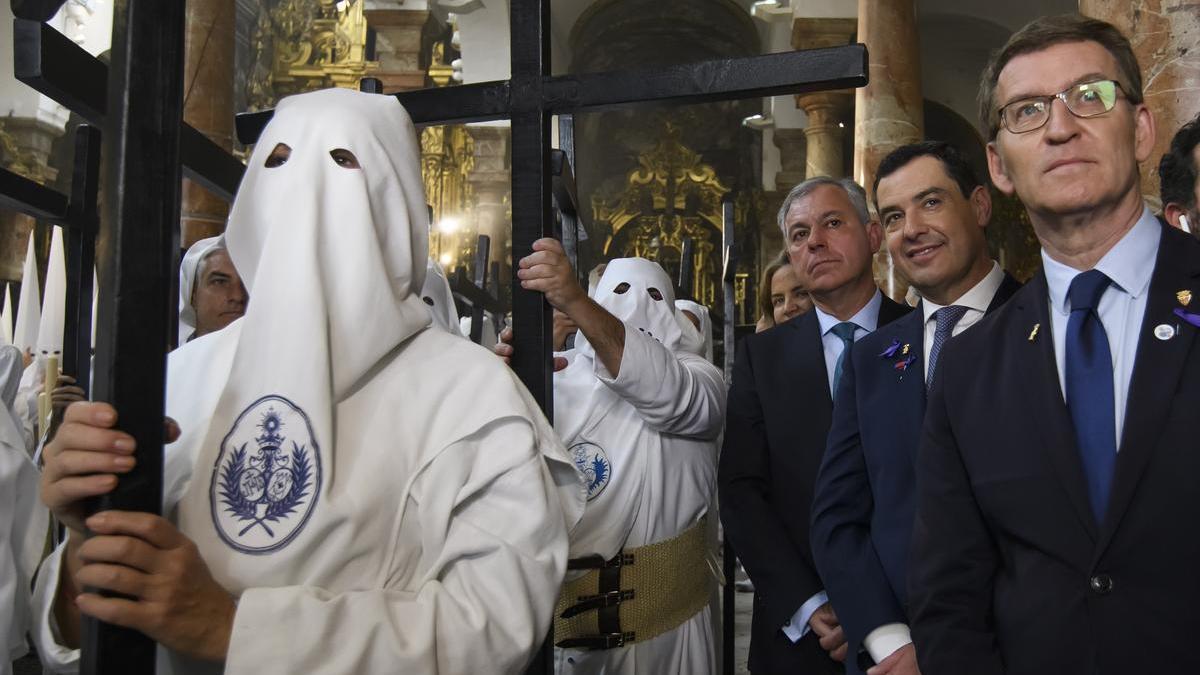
[
  {"x1": 247, "y1": 0, "x2": 376, "y2": 111},
  {"x1": 592, "y1": 124, "x2": 730, "y2": 307},
  {"x1": 0, "y1": 119, "x2": 52, "y2": 185}
]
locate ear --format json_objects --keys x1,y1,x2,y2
[
  {"x1": 986, "y1": 141, "x2": 1015, "y2": 196},
  {"x1": 1132, "y1": 102, "x2": 1157, "y2": 164},
  {"x1": 1164, "y1": 203, "x2": 1186, "y2": 230},
  {"x1": 970, "y1": 185, "x2": 993, "y2": 229},
  {"x1": 865, "y1": 219, "x2": 883, "y2": 254}
]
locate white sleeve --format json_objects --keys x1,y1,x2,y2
[
  {"x1": 224, "y1": 418, "x2": 571, "y2": 675},
  {"x1": 863, "y1": 622, "x2": 913, "y2": 663},
  {"x1": 593, "y1": 326, "x2": 726, "y2": 439},
  {"x1": 29, "y1": 543, "x2": 80, "y2": 673}
]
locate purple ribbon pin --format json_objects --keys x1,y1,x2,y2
[
  {"x1": 894, "y1": 354, "x2": 917, "y2": 372},
  {"x1": 1173, "y1": 307, "x2": 1200, "y2": 328},
  {"x1": 880, "y1": 338, "x2": 902, "y2": 358}
]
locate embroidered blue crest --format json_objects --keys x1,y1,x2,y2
[
  {"x1": 209, "y1": 395, "x2": 321, "y2": 554},
  {"x1": 569, "y1": 441, "x2": 611, "y2": 501}
]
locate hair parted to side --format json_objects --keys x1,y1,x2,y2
[
  {"x1": 1159, "y1": 112, "x2": 1200, "y2": 211},
  {"x1": 872, "y1": 141, "x2": 984, "y2": 205},
  {"x1": 777, "y1": 176, "x2": 872, "y2": 234},
  {"x1": 978, "y1": 14, "x2": 1144, "y2": 140}
]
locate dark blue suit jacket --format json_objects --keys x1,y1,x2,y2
[
  {"x1": 910, "y1": 224, "x2": 1200, "y2": 675},
  {"x1": 810, "y1": 272, "x2": 1020, "y2": 673}
]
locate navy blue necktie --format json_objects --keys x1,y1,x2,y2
[
  {"x1": 830, "y1": 321, "x2": 858, "y2": 399},
  {"x1": 927, "y1": 305, "x2": 969, "y2": 387},
  {"x1": 1065, "y1": 269, "x2": 1116, "y2": 522}
]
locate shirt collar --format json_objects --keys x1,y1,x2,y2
[
  {"x1": 1042, "y1": 206, "x2": 1161, "y2": 314},
  {"x1": 922, "y1": 261, "x2": 1005, "y2": 324},
  {"x1": 815, "y1": 289, "x2": 883, "y2": 335}
]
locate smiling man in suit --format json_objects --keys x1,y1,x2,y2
[
  {"x1": 720, "y1": 176, "x2": 910, "y2": 674},
  {"x1": 908, "y1": 15, "x2": 1200, "y2": 675},
  {"x1": 809, "y1": 140, "x2": 1020, "y2": 675}
]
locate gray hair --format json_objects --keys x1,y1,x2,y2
[{"x1": 776, "y1": 176, "x2": 872, "y2": 235}]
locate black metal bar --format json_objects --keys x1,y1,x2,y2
[
  {"x1": 14, "y1": 19, "x2": 244, "y2": 202},
  {"x1": 550, "y1": 149, "x2": 577, "y2": 217},
  {"x1": 10, "y1": 0, "x2": 66, "y2": 21},
  {"x1": 679, "y1": 236, "x2": 696, "y2": 300},
  {"x1": 234, "y1": 46, "x2": 868, "y2": 145},
  {"x1": 720, "y1": 194, "x2": 737, "y2": 675},
  {"x1": 545, "y1": 46, "x2": 867, "y2": 113},
  {"x1": 83, "y1": 0, "x2": 186, "y2": 671},
  {"x1": 0, "y1": 167, "x2": 69, "y2": 222},
  {"x1": 469, "y1": 235, "x2": 491, "y2": 343},
  {"x1": 235, "y1": 80, "x2": 514, "y2": 144},
  {"x1": 61, "y1": 124, "x2": 100, "y2": 394}
]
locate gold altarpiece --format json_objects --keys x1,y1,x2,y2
[
  {"x1": 593, "y1": 126, "x2": 729, "y2": 309},
  {"x1": 247, "y1": 1, "x2": 476, "y2": 267}
]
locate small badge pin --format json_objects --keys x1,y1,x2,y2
[
  {"x1": 1028, "y1": 323, "x2": 1040, "y2": 342},
  {"x1": 1155, "y1": 323, "x2": 1176, "y2": 341},
  {"x1": 1178, "y1": 290, "x2": 1192, "y2": 306},
  {"x1": 901, "y1": 343, "x2": 911, "y2": 356}
]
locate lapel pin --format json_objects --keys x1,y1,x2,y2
[
  {"x1": 1178, "y1": 290, "x2": 1192, "y2": 306},
  {"x1": 1174, "y1": 307, "x2": 1200, "y2": 328},
  {"x1": 879, "y1": 339, "x2": 902, "y2": 359},
  {"x1": 901, "y1": 343, "x2": 911, "y2": 356},
  {"x1": 1028, "y1": 323, "x2": 1040, "y2": 342},
  {"x1": 1154, "y1": 323, "x2": 1176, "y2": 341}
]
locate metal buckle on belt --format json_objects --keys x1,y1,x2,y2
[
  {"x1": 566, "y1": 553, "x2": 635, "y2": 570},
  {"x1": 560, "y1": 589, "x2": 635, "y2": 619},
  {"x1": 555, "y1": 631, "x2": 637, "y2": 650}
]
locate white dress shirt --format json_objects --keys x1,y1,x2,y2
[
  {"x1": 783, "y1": 289, "x2": 883, "y2": 642},
  {"x1": 1042, "y1": 207, "x2": 1160, "y2": 447},
  {"x1": 920, "y1": 262, "x2": 1006, "y2": 381}
]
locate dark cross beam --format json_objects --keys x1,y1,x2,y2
[{"x1": 81, "y1": 0, "x2": 189, "y2": 673}]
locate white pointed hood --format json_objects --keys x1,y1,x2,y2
[
  {"x1": 12, "y1": 236, "x2": 40, "y2": 354},
  {"x1": 420, "y1": 258, "x2": 463, "y2": 336},
  {"x1": 1, "y1": 286, "x2": 13, "y2": 346},
  {"x1": 35, "y1": 226, "x2": 66, "y2": 357}
]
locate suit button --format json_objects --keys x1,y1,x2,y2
[{"x1": 1090, "y1": 574, "x2": 1113, "y2": 595}]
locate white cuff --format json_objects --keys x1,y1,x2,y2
[
  {"x1": 863, "y1": 622, "x2": 912, "y2": 664},
  {"x1": 30, "y1": 542, "x2": 82, "y2": 672},
  {"x1": 781, "y1": 590, "x2": 828, "y2": 643}
]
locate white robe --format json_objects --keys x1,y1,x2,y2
[
  {"x1": 32, "y1": 323, "x2": 585, "y2": 674},
  {"x1": 0, "y1": 375, "x2": 47, "y2": 675},
  {"x1": 554, "y1": 326, "x2": 726, "y2": 675}
]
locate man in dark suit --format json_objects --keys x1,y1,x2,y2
[
  {"x1": 720, "y1": 176, "x2": 910, "y2": 674},
  {"x1": 809, "y1": 141, "x2": 1020, "y2": 675},
  {"x1": 909, "y1": 15, "x2": 1200, "y2": 675}
]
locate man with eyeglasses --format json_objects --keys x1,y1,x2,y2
[{"x1": 908, "y1": 14, "x2": 1200, "y2": 675}]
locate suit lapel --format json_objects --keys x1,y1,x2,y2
[
  {"x1": 1095, "y1": 227, "x2": 1200, "y2": 557},
  {"x1": 790, "y1": 310, "x2": 833, "y2": 412},
  {"x1": 885, "y1": 309, "x2": 927, "y2": 461},
  {"x1": 1015, "y1": 272, "x2": 1100, "y2": 540},
  {"x1": 987, "y1": 273, "x2": 1022, "y2": 313}
]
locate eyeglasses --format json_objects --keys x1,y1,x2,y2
[{"x1": 997, "y1": 79, "x2": 1125, "y2": 134}]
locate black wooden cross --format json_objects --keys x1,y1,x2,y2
[{"x1": 6, "y1": 0, "x2": 868, "y2": 673}]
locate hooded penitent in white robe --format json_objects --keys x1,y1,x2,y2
[
  {"x1": 553, "y1": 258, "x2": 726, "y2": 675},
  {"x1": 32, "y1": 87, "x2": 584, "y2": 675},
  {"x1": 420, "y1": 258, "x2": 464, "y2": 336},
  {"x1": 0, "y1": 345, "x2": 48, "y2": 675},
  {"x1": 176, "y1": 237, "x2": 223, "y2": 345}
]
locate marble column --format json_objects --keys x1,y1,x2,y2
[
  {"x1": 792, "y1": 18, "x2": 856, "y2": 179},
  {"x1": 853, "y1": 0, "x2": 923, "y2": 302},
  {"x1": 1079, "y1": 0, "x2": 1200, "y2": 209},
  {"x1": 0, "y1": 117, "x2": 60, "y2": 282},
  {"x1": 364, "y1": 5, "x2": 430, "y2": 92},
  {"x1": 180, "y1": 0, "x2": 236, "y2": 248},
  {"x1": 466, "y1": 126, "x2": 511, "y2": 273},
  {"x1": 773, "y1": 128, "x2": 807, "y2": 191},
  {"x1": 852, "y1": 0, "x2": 923, "y2": 198}
]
